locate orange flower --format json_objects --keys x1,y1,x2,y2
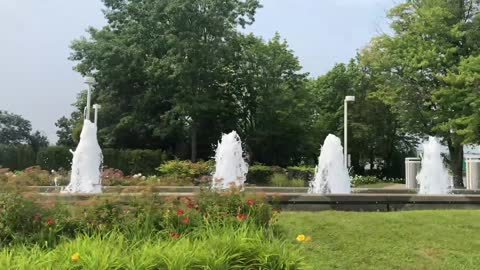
[
  {"x1": 246, "y1": 199, "x2": 254, "y2": 205},
  {"x1": 170, "y1": 232, "x2": 180, "y2": 238},
  {"x1": 237, "y1": 213, "x2": 247, "y2": 220},
  {"x1": 176, "y1": 209, "x2": 184, "y2": 215},
  {"x1": 46, "y1": 218, "x2": 55, "y2": 225},
  {"x1": 181, "y1": 217, "x2": 190, "y2": 223}
]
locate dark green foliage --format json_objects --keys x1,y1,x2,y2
[
  {"x1": 0, "y1": 144, "x2": 36, "y2": 171},
  {"x1": 156, "y1": 160, "x2": 212, "y2": 179},
  {"x1": 286, "y1": 166, "x2": 315, "y2": 182},
  {"x1": 103, "y1": 148, "x2": 169, "y2": 175},
  {"x1": 0, "y1": 193, "x2": 59, "y2": 246},
  {"x1": 247, "y1": 165, "x2": 275, "y2": 185},
  {"x1": 36, "y1": 146, "x2": 71, "y2": 171}
]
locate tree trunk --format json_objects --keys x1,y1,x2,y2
[
  {"x1": 191, "y1": 123, "x2": 197, "y2": 162},
  {"x1": 447, "y1": 139, "x2": 464, "y2": 188}
]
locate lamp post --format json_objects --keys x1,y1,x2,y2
[
  {"x1": 93, "y1": 104, "x2": 101, "y2": 126},
  {"x1": 84, "y1": 76, "x2": 95, "y2": 121},
  {"x1": 344, "y1": 96, "x2": 355, "y2": 168}
]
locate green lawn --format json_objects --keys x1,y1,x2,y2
[{"x1": 279, "y1": 210, "x2": 480, "y2": 270}]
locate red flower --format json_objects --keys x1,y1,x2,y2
[
  {"x1": 246, "y1": 199, "x2": 254, "y2": 205},
  {"x1": 185, "y1": 196, "x2": 193, "y2": 201},
  {"x1": 237, "y1": 213, "x2": 247, "y2": 221},
  {"x1": 177, "y1": 209, "x2": 185, "y2": 215},
  {"x1": 187, "y1": 203, "x2": 194, "y2": 209},
  {"x1": 170, "y1": 232, "x2": 180, "y2": 238},
  {"x1": 181, "y1": 217, "x2": 190, "y2": 223},
  {"x1": 33, "y1": 213, "x2": 42, "y2": 220},
  {"x1": 46, "y1": 218, "x2": 55, "y2": 225}
]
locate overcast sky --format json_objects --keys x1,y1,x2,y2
[{"x1": 0, "y1": 0, "x2": 397, "y2": 143}]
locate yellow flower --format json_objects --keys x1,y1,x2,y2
[
  {"x1": 296, "y1": 234, "x2": 306, "y2": 241},
  {"x1": 71, "y1": 252, "x2": 80, "y2": 262},
  {"x1": 305, "y1": 236, "x2": 312, "y2": 242}
]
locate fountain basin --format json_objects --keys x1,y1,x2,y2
[{"x1": 17, "y1": 188, "x2": 480, "y2": 211}]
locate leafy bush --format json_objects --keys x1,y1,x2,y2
[
  {"x1": 286, "y1": 166, "x2": 315, "y2": 182},
  {"x1": 0, "y1": 192, "x2": 64, "y2": 246},
  {"x1": 36, "y1": 146, "x2": 71, "y2": 171},
  {"x1": 156, "y1": 160, "x2": 212, "y2": 179},
  {"x1": 271, "y1": 173, "x2": 306, "y2": 187},
  {"x1": 247, "y1": 165, "x2": 274, "y2": 185},
  {"x1": 2, "y1": 166, "x2": 52, "y2": 186},
  {"x1": 351, "y1": 175, "x2": 404, "y2": 187},
  {"x1": 161, "y1": 189, "x2": 277, "y2": 239}
]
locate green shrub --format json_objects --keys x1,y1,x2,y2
[
  {"x1": 286, "y1": 166, "x2": 315, "y2": 182},
  {"x1": 0, "y1": 192, "x2": 66, "y2": 246},
  {"x1": 162, "y1": 188, "x2": 275, "y2": 236},
  {"x1": 156, "y1": 160, "x2": 212, "y2": 178},
  {"x1": 13, "y1": 166, "x2": 52, "y2": 186},
  {"x1": 247, "y1": 165, "x2": 274, "y2": 185},
  {"x1": 36, "y1": 146, "x2": 71, "y2": 171}
]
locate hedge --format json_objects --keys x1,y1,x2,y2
[
  {"x1": 103, "y1": 148, "x2": 169, "y2": 175},
  {"x1": 0, "y1": 144, "x2": 36, "y2": 170},
  {"x1": 247, "y1": 165, "x2": 275, "y2": 185},
  {"x1": 286, "y1": 166, "x2": 315, "y2": 182},
  {"x1": 36, "y1": 146, "x2": 71, "y2": 171},
  {"x1": 0, "y1": 145, "x2": 168, "y2": 175}
]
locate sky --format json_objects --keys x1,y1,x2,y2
[{"x1": 0, "y1": 0, "x2": 397, "y2": 143}]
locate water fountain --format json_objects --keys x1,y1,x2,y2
[
  {"x1": 309, "y1": 134, "x2": 351, "y2": 194},
  {"x1": 417, "y1": 137, "x2": 450, "y2": 194},
  {"x1": 63, "y1": 77, "x2": 103, "y2": 193},
  {"x1": 212, "y1": 131, "x2": 248, "y2": 189}
]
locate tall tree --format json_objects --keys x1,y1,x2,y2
[
  {"x1": 0, "y1": 110, "x2": 49, "y2": 151},
  {"x1": 308, "y1": 60, "x2": 416, "y2": 177},
  {"x1": 0, "y1": 111, "x2": 32, "y2": 145},
  {"x1": 69, "y1": 0, "x2": 261, "y2": 161},
  {"x1": 361, "y1": 0, "x2": 480, "y2": 186},
  {"x1": 232, "y1": 33, "x2": 312, "y2": 165}
]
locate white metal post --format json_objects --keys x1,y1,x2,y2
[
  {"x1": 93, "y1": 104, "x2": 101, "y2": 126},
  {"x1": 86, "y1": 86, "x2": 91, "y2": 121},
  {"x1": 84, "y1": 76, "x2": 95, "y2": 121},
  {"x1": 344, "y1": 96, "x2": 355, "y2": 168},
  {"x1": 344, "y1": 99, "x2": 348, "y2": 168}
]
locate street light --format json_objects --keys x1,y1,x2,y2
[
  {"x1": 93, "y1": 104, "x2": 101, "y2": 126},
  {"x1": 344, "y1": 96, "x2": 355, "y2": 168},
  {"x1": 84, "y1": 76, "x2": 96, "y2": 121}
]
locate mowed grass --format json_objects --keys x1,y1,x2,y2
[{"x1": 279, "y1": 210, "x2": 480, "y2": 270}]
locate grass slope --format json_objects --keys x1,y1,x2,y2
[{"x1": 279, "y1": 210, "x2": 480, "y2": 270}]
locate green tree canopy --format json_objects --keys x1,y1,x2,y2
[{"x1": 359, "y1": 0, "x2": 480, "y2": 185}]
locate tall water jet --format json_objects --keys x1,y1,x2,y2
[
  {"x1": 309, "y1": 134, "x2": 351, "y2": 194},
  {"x1": 64, "y1": 120, "x2": 103, "y2": 193},
  {"x1": 212, "y1": 131, "x2": 248, "y2": 189},
  {"x1": 417, "y1": 137, "x2": 450, "y2": 194},
  {"x1": 64, "y1": 77, "x2": 103, "y2": 193}
]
